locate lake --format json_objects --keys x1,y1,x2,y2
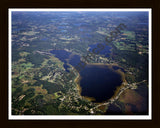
[
  {"x1": 89, "y1": 43, "x2": 112, "y2": 57},
  {"x1": 79, "y1": 64, "x2": 123, "y2": 102},
  {"x1": 50, "y1": 50, "x2": 81, "y2": 72},
  {"x1": 50, "y1": 50, "x2": 123, "y2": 103}
]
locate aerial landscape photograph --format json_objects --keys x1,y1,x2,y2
[{"x1": 9, "y1": 9, "x2": 151, "y2": 118}]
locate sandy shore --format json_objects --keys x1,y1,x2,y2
[{"x1": 73, "y1": 63, "x2": 127, "y2": 103}]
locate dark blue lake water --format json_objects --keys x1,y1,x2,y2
[
  {"x1": 89, "y1": 43, "x2": 112, "y2": 57},
  {"x1": 50, "y1": 50, "x2": 71, "y2": 72},
  {"x1": 80, "y1": 64, "x2": 122, "y2": 102},
  {"x1": 50, "y1": 50, "x2": 81, "y2": 72},
  {"x1": 69, "y1": 55, "x2": 81, "y2": 67}
]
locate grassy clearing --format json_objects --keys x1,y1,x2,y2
[
  {"x1": 19, "y1": 52, "x2": 30, "y2": 57},
  {"x1": 12, "y1": 88, "x2": 16, "y2": 94},
  {"x1": 43, "y1": 94, "x2": 55, "y2": 101},
  {"x1": 22, "y1": 84, "x2": 47, "y2": 96},
  {"x1": 122, "y1": 30, "x2": 135, "y2": 40}
]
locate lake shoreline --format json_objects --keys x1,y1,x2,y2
[{"x1": 74, "y1": 63, "x2": 127, "y2": 103}]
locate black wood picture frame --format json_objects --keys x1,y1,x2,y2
[{"x1": 0, "y1": 0, "x2": 159, "y2": 128}]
